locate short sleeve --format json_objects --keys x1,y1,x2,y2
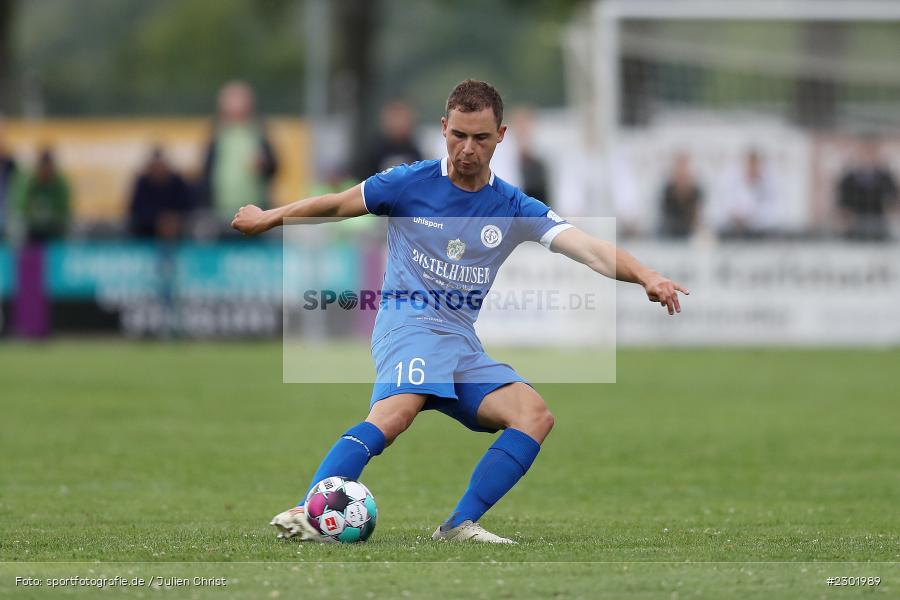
[
  {"x1": 361, "y1": 164, "x2": 412, "y2": 216},
  {"x1": 516, "y1": 192, "x2": 574, "y2": 248}
]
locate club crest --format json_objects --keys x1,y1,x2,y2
[
  {"x1": 446, "y1": 238, "x2": 466, "y2": 261},
  {"x1": 481, "y1": 225, "x2": 502, "y2": 248}
]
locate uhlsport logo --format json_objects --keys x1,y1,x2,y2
[
  {"x1": 446, "y1": 238, "x2": 466, "y2": 261},
  {"x1": 412, "y1": 217, "x2": 444, "y2": 230},
  {"x1": 481, "y1": 225, "x2": 502, "y2": 248}
]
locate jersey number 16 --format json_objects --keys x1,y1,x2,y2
[{"x1": 395, "y1": 358, "x2": 426, "y2": 387}]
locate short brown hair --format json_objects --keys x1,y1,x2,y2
[{"x1": 445, "y1": 79, "x2": 504, "y2": 127}]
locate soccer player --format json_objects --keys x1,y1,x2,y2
[{"x1": 232, "y1": 80, "x2": 688, "y2": 543}]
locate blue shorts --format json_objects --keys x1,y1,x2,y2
[{"x1": 369, "y1": 325, "x2": 527, "y2": 433}]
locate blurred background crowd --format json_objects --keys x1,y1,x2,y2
[
  {"x1": 1, "y1": 80, "x2": 280, "y2": 243},
  {"x1": 0, "y1": 0, "x2": 898, "y2": 343}
]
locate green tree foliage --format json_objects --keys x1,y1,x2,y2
[
  {"x1": 373, "y1": 0, "x2": 581, "y2": 118},
  {"x1": 12, "y1": 0, "x2": 583, "y2": 116},
  {"x1": 0, "y1": 0, "x2": 15, "y2": 112},
  {"x1": 14, "y1": 0, "x2": 305, "y2": 115}
]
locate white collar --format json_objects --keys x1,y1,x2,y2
[{"x1": 440, "y1": 157, "x2": 495, "y2": 185}]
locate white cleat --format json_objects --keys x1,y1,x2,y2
[
  {"x1": 432, "y1": 520, "x2": 517, "y2": 544},
  {"x1": 270, "y1": 506, "x2": 320, "y2": 541}
]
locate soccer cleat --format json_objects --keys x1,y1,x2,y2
[
  {"x1": 431, "y1": 520, "x2": 517, "y2": 544},
  {"x1": 270, "y1": 506, "x2": 320, "y2": 541}
]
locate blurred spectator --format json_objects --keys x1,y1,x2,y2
[
  {"x1": 837, "y1": 138, "x2": 898, "y2": 241},
  {"x1": 359, "y1": 99, "x2": 423, "y2": 178},
  {"x1": 15, "y1": 148, "x2": 70, "y2": 242},
  {"x1": 201, "y1": 81, "x2": 278, "y2": 227},
  {"x1": 659, "y1": 152, "x2": 702, "y2": 239},
  {"x1": 128, "y1": 147, "x2": 193, "y2": 239},
  {"x1": 718, "y1": 149, "x2": 779, "y2": 238},
  {"x1": 512, "y1": 108, "x2": 550, "y2": 204},
  {"x1": 312, "y1": 166, "x2": 360, "y2": 199},
  {"x1": 609, "y1": 151, "x2": 641, "y2": 238},
  {"x1": 0, "y1": 118, "x2": 17, "y2": 238},
  {"x1": 11, "y1": 148, "x2": 69, "y2": 340}
]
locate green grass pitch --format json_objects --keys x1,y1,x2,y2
[{"x1": 1, "y1": 341, "x2": 898, "y2": 598}]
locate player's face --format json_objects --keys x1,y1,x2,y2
[{"x1": 441, "y1": 108, "x2": 506, "y2": 179}]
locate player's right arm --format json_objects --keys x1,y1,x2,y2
[
  {"x1": 230, "y1": 184, "x2": 367, "y2": 236},
  {"x1": 550, "y1": 227, "x2": 689, "y2": 316}
]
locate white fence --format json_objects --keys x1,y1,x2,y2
[{"x1": 478, "y1": 241, "x2": 900, "y2": 347}]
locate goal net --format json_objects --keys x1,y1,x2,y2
[{"x1": 563, "y1": 0, "x2": 900, "y2": 235}]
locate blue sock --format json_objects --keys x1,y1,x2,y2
[
  {"x1": 297, "y1": 421, "x2": 386, "y2": 505},
  {"x1": 445, "y1": 428, "x2": 541, "y2": 528}
]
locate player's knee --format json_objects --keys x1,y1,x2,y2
[
  {"x1": 393, "y1": 410, "x2": 418, "y2": 436},
  {"x1": 528, "y1": 406, "x2": 555, "y2": 438},
  {"x1": 372, "y1": 415, "x2": 407, "y2": 444},
  {"x1": 367, "y1": 408, "x2": 416, "y2": 445},
  {"x1": 366, "y1": 394, "x2": 425, "y2": 445},
  {"x1": 539, "y1": 408, "x2": 555, "y2": 436},
  {"x1": 509, "y1": 393, "x2": 554, "y2": 440},
  {"x1": 509, "y1": 406, "x2": 553, "y2": 442}
]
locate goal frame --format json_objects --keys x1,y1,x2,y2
[{"x1": 567, "y1": 0, "x2": 900, "y2": 153}]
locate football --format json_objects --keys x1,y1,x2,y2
[{"x1": 304, "y1": 476, "x2": 378, "y2": 543}]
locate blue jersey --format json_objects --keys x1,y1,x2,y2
[{"x1": 362, "y1": 158, "x2": 572, "y2": 344}]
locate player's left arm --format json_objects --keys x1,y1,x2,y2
[{"x1": 549, "y1": 227, "x2": 689, "y2": 315}]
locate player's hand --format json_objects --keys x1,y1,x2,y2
[
  {"x1": 642, "y1": 272, "x2": 689, "y2": 315},
  {"x1": 231, "y1": 204, "x2": 268, "y2": 236}
]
